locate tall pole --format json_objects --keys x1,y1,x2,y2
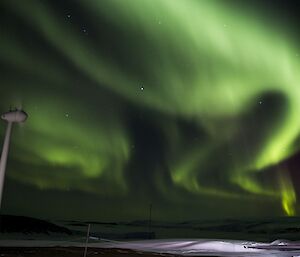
[
  {"x1": 148, "y1": 203, "x2": 152, "y2": 237},
  {"x1": 0, "y1": 122, "x2": 12, "y2": 208},
  {"x1": 83, "y1": 223, "x2": 91, "y2": 257},
  {"x1": 0, "y1": 109, "x2": 28, "y2": 209}
]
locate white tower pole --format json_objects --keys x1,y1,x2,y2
[
  {"x1": 0, "y1": 122, "x2": 12, "y2": 207},
  {"x1": 0, "y1": 109, "x2": 28, "y2": 208}
]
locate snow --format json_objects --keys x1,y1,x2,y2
[{"x1": 2, "y1": 238, "x2": 300, "y2": 256}]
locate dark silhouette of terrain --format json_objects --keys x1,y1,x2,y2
[{"x1": 0, "y1": 215, "x2": 72, "y2": 235}]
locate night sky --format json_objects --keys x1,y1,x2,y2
[{"x1": 1, "y1": 0, "x2": 300, "y2": 222}]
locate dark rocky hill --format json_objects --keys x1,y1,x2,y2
[{"x1": 0, "y1": 215, "x2": 72, "y2": 235}]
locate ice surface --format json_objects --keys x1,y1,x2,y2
[{"x1": 1, "y1": 238, "x2": 300, "y2": 256}]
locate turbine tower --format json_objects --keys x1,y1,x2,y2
[{"x1": 0, "y1": 109, "x2": 28, "y2": 208}]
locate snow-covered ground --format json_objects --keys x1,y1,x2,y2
[
  {"x1": 3, "y1": 216, "x2": 300, "y2": 256},
  {"x1": 1, "y1": 238, "x2": 300, "y2": 256}
]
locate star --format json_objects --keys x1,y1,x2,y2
[
  {"x1": 82, "y1": 28, "x2": 88, "y2": 35},
  {"x1": 67, "y1": 14, "x2": 71, "y2": 18},
  {"x1": 259, "y1": 101, "x2": 262, "y2": 105},
  {"x1": 65, "y1": 113, "x2": 69, "y2": 117},
  {"x1": 140, "y1": 86, "x2": 144, "y2": 91}
]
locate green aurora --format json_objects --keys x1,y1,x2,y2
[{"x1": 0, "y1": 0, "x2": 300, "y2": 220}]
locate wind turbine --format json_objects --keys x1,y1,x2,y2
[{"x1": 0, "y1": 109, "x2": 28, "y2": 208}]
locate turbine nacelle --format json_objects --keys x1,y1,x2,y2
[{"x1": 1, "y1": 110, "x2": 28, "y2": 123}]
